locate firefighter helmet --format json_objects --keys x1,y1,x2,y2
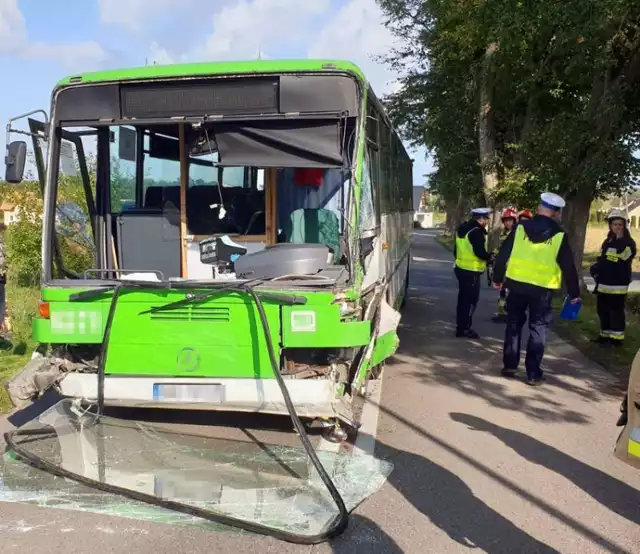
[
  {"x1": 607, "y1": 208, "x2": 628, "y2": 222},
  {"x1": 501, "y1": 208, "x2": 517, "y2": 220},
  {"x1": 518, "y1": 209, "x2": 533, "y2": 220}
]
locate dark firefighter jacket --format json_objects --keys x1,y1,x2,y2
[
  {"x1": 452, "y1": 219, "x2": 491, "y2": 265},
  {"x1": 590, "y1": 231, "x2": 636, "y2": 290},
  {"x1": 493, "y1": 215, "x2": 580, "y2": 298}
]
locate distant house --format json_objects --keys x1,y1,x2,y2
[
  {"x1": 0, "y1": 194, "x2": 43, "y2": 225},
  {"x1": 413, "y1": 186, "x2": 428, "y2": 212},
  {"x1": 626, "y1": 199, "x2": 640, "y2": 228},
  {"x1": 0, "y1": 201, "x2": 21, "y2": 226}
]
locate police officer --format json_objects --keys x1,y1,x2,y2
[
  {"x1": 491, "y1": 208, "x2": 518, "y2": 322},
  {"x1": 492, "y1": 192, "x2": 580, "y2": 385},
  {"x1": 453, "y1": 207, "x2": 491, "y2": 338},
  {"x1": 590, "y1": 209, "x2": 636, "y2": 345}
]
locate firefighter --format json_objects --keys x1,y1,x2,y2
[
  {"x1": 590, "y1": 209, "x2": 636, "y2": 346},
  {"x1": 453, "y1": 207, "x2": 492, "y2": 338},
  {"x1": 492, "y1": 192, "x2": 580, "y2": 385},
  {"x1": 518, "y1": 209, "x2": 533, "y2": 222},
  {"x1": 491, "y1": 208, "x2": 518, "y2": 322}
]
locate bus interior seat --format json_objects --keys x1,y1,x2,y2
[{"x1": 284, "y1": 208, "x2": 341, "y2": 263}]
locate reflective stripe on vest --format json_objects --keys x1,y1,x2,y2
[
  {"x1": 598, "y1": 284, "x2": 629, "y2": 294},
  {"x1": 505, "y1": 226, "x2": 564, "y2": 289},
  {"x1": 455, "y1": 230, "x2": 487, "y2": 272}
]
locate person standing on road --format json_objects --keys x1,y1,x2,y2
[
  {"x1": 492, "y1": 192, "x2": 580, "y2": 386},
  {"x1": 491, "y1": 208, "x2": 518, "y2": 323},
  {"x1": 453, "y1": 207, "x2": 492, "y2": 339},
  {"x1": 590, "y1": 209, "x2": 636, "y2": 346}
]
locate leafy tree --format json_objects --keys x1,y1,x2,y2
[{"x1": 378, "y1": 0, "x2": 640, "y2": 268}]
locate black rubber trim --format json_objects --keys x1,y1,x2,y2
[{"x1": 4, "y1": 281, "x2": 349, "y2": 544}]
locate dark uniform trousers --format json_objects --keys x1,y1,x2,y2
[
  {"x1": 503, "y1": 287, "x2": 554, "y2": 380},
  {"x1": 596, "y1": 292, "x2": 626, "y2": 340},
  {"x1": 455, "y1": 267, "x2": 481, "y2": 332}
]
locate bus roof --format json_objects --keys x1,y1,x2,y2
[{"x1": 56, "y1": 59, "x2": 368, "y2": 88}]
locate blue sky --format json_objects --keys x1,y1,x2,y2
[{"x1": 0, "y1": 0, "x2": 433, "y2": 184}]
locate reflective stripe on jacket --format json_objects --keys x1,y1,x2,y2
[{"x1": 505, "y1": 225, "x2": 564, "y2": 289}]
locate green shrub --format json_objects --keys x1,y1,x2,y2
[
  {"x1": 6, "y1": 283, "x2": 39, "y2": 344},
  {"x1": 3, "y1": 217, "x2": 42, "y2": 287}
]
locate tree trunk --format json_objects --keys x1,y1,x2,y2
[
  {"x1": 478, "y1": 42, "x2": 501, "y2": 250},
  {"x1": 444, "y1": 202, "x2": 456, "y2": 235},
  {"x1": 562, "y1": 186, "x2": 593, "y2": 291}
]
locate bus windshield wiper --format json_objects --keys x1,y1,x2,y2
[
  {"x1": 69, "y1": 280, "x2": 170, "y2": 302},
  {"x1": 141, "y1": 280, "x2": 307, "y2": 316}
]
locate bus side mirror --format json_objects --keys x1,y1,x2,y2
[{"x1": 5, "y1": 141, "x2": 27, "y2": 184}]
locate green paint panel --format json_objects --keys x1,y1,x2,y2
[
  {"x1": 56, "y1": 59, "x2": 368, "y2": 87},
  {"x1": 371, "y1": 331, "x2": 400, "y2": 367},
  {"x1": 104, "y1": 294, "x2": 282, "y2": 378},
  {"x1": 282, "y1": 305, "x2": 370, "y2": 348},
  {"x1": 34, "y1": 286, "x2": 372, "y2": 377}
]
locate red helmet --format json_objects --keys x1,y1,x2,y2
[
  {"x1": 501, "y1": 208, "x2": 517, "y2": 220},
  {"x1": 518, "y1": 209, "x2": 533, "y2": 220}
]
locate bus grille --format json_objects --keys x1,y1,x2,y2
[{"x1": 149, "y1": 306, "x2": 231, "y2": 322}]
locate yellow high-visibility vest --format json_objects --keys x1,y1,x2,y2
[
  {"x1": 455, "y1": 229, "x2": 488, "y2": 272},
  {"x1": 505, "y1": 225, "x2": 564, "y2": 289}
]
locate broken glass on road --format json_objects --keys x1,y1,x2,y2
[{"x1": 0, "y1": 400, "x2": 392, "y2": 537}]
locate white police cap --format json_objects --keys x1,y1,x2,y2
[
  {"x1": 540, "y1": 192, "x2": 566, "y2": 210},
  {"x1": 471, "y1": 207, "x2": 491, "y2": 216}
]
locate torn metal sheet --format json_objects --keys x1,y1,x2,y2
[
  {"x1": 6, "y1": 349, "x2": 95, "y2": 409},
  {"x1": 1, "y1": 400, "x2": 392, "y2": 536}
]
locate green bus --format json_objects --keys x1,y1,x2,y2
[{"x1": 5, "y1": 59, "x2": 414, "y2": 438}]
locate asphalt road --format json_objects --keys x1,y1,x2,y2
[{"x1": 1, "y1": 230, "x2": 640, "y2": 553}]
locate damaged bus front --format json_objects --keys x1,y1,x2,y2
[{"x1": 5, "y1": 60, "x2": 413, "y2": 438}]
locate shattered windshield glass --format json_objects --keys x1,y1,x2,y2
[{"x1": 1, "y1": 400, "x2": 392, "y2": 537}]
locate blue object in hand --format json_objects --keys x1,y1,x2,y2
[{"x1": 560, "y1": 296, "x2": 582, "y2": 321}]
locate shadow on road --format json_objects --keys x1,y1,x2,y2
[
  {"x1": 368, "y1": 401, "x2": 630, "y2": 554},
  {"x1": 387, "y1": 295, "x2": 595, "y2": 424},
  {"x1": 329, "y1": 515, "x2": 403, "y2": 553},
  {"x1": 374, "y1": 440, "x2": 560, "y2": 553},
  {"x1": 396, "y1": 235, "x2": 624, "y2": 424},
  {"x1": 450, "y1": 413, "x2": 640, "y2": 527}
]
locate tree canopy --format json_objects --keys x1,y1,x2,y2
[{"x1": 378, "y1": 0, "x2": 640, "y2": 263}]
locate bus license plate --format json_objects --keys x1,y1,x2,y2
[{"x1": 152, "y1": 383, "x2": 224, "y2": 403}]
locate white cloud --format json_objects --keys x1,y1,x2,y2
[
  {"x1": 0, "y1": 0, "x2": 27, "y2": 52},
  {"x1": 148, "y1": 41, "x2": 179, "y2": 65},
  {"x1": 0, "y1": 0, "x2": 108, "y2": 71},
  {"x1": 308, "y1": 0, "x2": 399, "y2": 95},
  {"x1": 26, "y1": 42, "x2": 110, "y2": 73},
  {"x1": 200, "y1": 0, "x2": 330, "y2": 60},
  {"x1": 98, "y1": 0, "x2": 182, "y2": 31}
]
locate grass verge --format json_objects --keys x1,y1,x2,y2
[
  {"x1": 0, "y1": 284, "x2": 39, "y2": 412},
  {"x1": 435, "y1": 234, "x2": 454, "y2": 252},
  {"x1": 552, "y1": 293, "x2": 639, "y2": 383}
]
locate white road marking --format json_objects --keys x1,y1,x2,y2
[
  {"x1": 412, "y1": 256, "x2": 451, "y2": 264},
  {"x1": 353, "y1": 368, "x2": 384, "y2": 457}
]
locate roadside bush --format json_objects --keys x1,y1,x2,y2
[
  {"x1": 6, "y1": 282, "x2": 39, "y2": 344},
  {"x1": 3, "y1": 217, "x2": 42, "y2": 287}
]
